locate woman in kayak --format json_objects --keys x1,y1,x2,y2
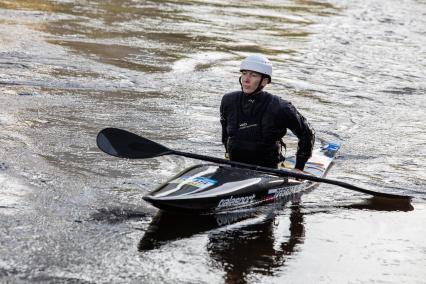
[{"x1": 220, "y1": 54, "x2": 315, "y2": 171}]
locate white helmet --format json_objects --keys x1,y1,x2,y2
[{"x1": 240, "y1": 54, "x2": 272, "y2": 81}]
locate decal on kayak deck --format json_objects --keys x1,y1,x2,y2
[
  {"x1": 267, "y1": 185, "x2": 303, "y2": 199},
  {"x1": 170, "y1": 176, "x2": 217, "y2": 190},
  {"x1": 216, "y1": 194, "x2": 256, "y2": 209}
]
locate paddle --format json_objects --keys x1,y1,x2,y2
[{"x1": 97, "y1": 127, "x2": 411, "y2": 200}]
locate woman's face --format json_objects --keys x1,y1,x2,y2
[{"x1": 240, "y1": 70, "x2": 268, "y2": 94}]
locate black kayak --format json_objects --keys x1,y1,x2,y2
[{"x1": 143, "y1": 143, "x2": 341, "y2": 213}]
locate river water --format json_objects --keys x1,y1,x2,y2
[{"x1": 0, "y1": 0, "x2": 425, "y2": 283}]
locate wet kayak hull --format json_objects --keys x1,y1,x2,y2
[{"x1": 143, "y1": 143, "x2": 340, "y2": 213}]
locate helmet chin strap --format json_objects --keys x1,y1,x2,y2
[{"x1": 239, "y1": 76, "x2": 265, "y2": 96}]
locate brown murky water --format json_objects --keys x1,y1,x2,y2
[{"x1": 1, "y1": 0, "x2": 425, "y2": 283}]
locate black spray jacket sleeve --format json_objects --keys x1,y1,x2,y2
[
  {"x1": 278, "y1": 101, "x2": 315, "y2": 170},
  {"x1": 219, "y1": 96, "x2": 229, "y2": 149}
]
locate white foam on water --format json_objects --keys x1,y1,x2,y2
[
  {"x1": 171, "y1": 51, "x2": 234, "y2": 73},
  {"x1": 0, "y1": 173, "x2": 32, "y2": 215}
]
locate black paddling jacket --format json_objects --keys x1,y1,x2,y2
[{"x1": 220, "y1": 91, "x2": 315, "y2": 170}]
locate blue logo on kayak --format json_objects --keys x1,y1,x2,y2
[
  {"x1": 325, "y1": 143, "x2": 340, "y2": 151},
  {"x1": 171, "y1": 176, "x2": 218, "y2": 189},
  {"x1": 322, "y1": 143, "x2": 341, "y2": 157}
]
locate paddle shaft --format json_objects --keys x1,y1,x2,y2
[{"x1": 173, "y1": 150, "x2": 410, "y2": 200}]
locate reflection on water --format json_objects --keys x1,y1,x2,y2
[
  {"x1": 47, "y1": 39, "x2": 175, "y2": 72},
  {"x1": 207, "y1": 206, "x2": 304, "y2": 283},
  {"x1": 1, "y1": 0, "x2": 340, "y2": 82},
  {"x1": 339, "y1": 196, "x2": 414, "y2": 212},
  {"x1": 138, "y1": 196, "x2": 412, "y2": 283},
  {"x1": 139, "y1": 201, "x2": 305, "y2": 283}
]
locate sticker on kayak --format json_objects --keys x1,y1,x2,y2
[
  {"x1": 321, "y1": 143, "x2": 341, "y2": 157},
  {"x1": 216, "y1": 194, "x2": 256, "y2": 209},
  {"x1": 169, "y1": 176, "x2": 218, "y2": 189}
]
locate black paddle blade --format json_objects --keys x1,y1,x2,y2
[{"x1": 96, "y1": 128, "x2": 172, "y2": 159}]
